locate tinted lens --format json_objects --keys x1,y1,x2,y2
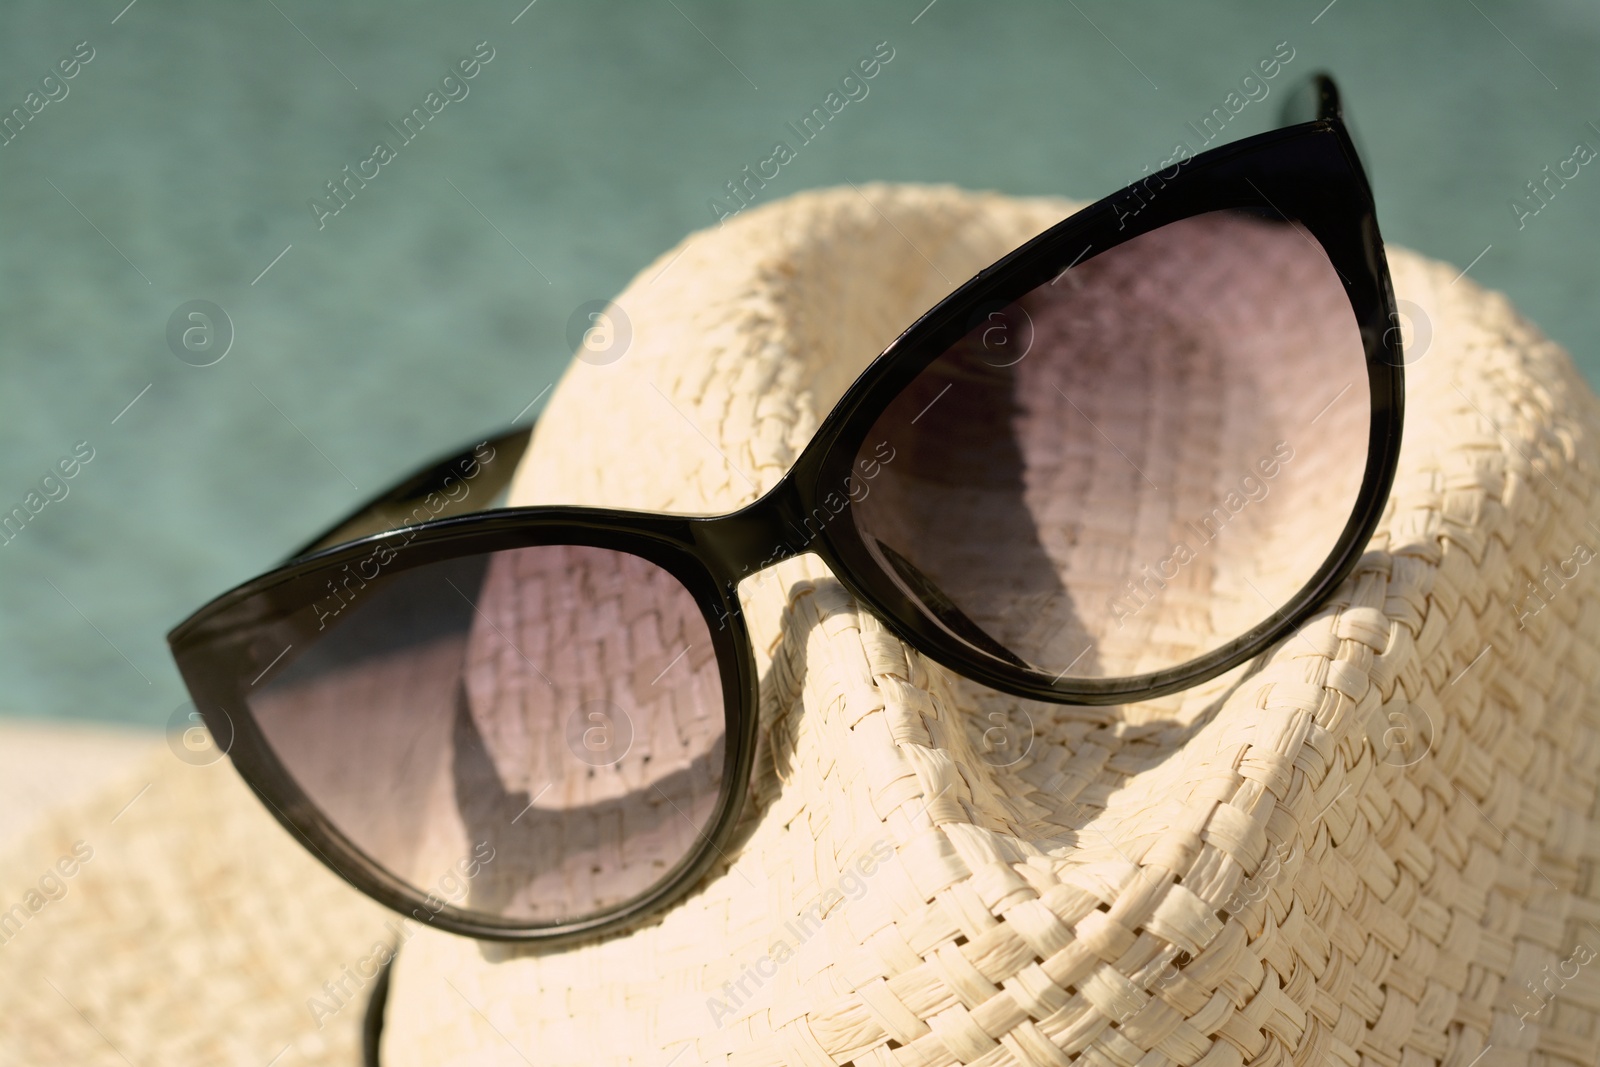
[
  {"x1": 852, "y1": 210, "x2": 1370, "y2": 681},
  {"x1": 244, "y1": 544, "x2": 725, "y2": 926}
]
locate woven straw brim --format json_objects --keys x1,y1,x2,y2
[
  {"x1": 377, "y1": 184, "x2": 1600, "y2": 1067},
  {"x1": 0, "y1": 739, "x2": 394, "y2": 1065}
]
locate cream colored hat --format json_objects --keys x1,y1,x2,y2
[
  {"x1": 380, "y1": 185, "x2": 1600, "y2": 1066},
  {"x1": 5, "y1": 183, "x2": 1600, "y2": 1067}
]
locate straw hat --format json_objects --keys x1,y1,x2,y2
[
  {"x1": 378, "y1": 184, "x2": 1600, "y2": 1066},
  {"x1": 5, "y1": 183, "x2": 1600, "y2": 1067}
]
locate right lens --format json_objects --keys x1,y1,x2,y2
[
  {"x1": 235, "y1": 542, "x2": 726, "y2": 927},
  {"x1": 850, "y1": 209, "x2": 1371, "y2": 684}
]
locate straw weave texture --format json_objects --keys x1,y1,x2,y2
[
  {"x1": 0, "y1": 750, "x2": 394, "y2": 1065},
  {"x1": 381, "y1": 184, "x2": 1600, "y2": 1067}
]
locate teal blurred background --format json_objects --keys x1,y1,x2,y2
[{"x1": 1, "y1": 0, "x2": 1597, "y2": 727}]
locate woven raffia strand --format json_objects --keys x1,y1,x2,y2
[
  {"x1": 382, "y1": 184, "x2": 1600, "y2": 1067},
  {"x1": 0, "y1": 747, "x2": 393, "y2": 1066}
]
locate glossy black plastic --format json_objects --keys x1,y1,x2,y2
[{"x1": 168, "y1": 73, "x2": 1403, "y2": 944}]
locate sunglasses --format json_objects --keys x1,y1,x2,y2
[{"x1": 168, "y1": 72, "x2": 1403, "y2": 945}]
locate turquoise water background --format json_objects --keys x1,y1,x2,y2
[{"x1": 2, "y1": 0, "x2": 1597, "y2": 728}]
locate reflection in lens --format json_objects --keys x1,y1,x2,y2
[
  {"x1": 246, "y1": 545, "x2": 725, "y2": 925},
  {"x1": 853, "y1": 210, "x2": 1370, "y2": 681}
]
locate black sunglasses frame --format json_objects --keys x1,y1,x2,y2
[{"x1": 168, "y1": 73, "x2": 1403, "y2": 945}]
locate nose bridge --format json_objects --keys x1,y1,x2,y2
[{"x1": 689, "y1": 472, "x2": 813, "y2": 589}]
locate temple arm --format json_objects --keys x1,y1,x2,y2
[
  {"x1": 1279, "y1": 71, "x2": 1343, "y2": 127},
  {"x1": 291, "y1": 424, "x2": 532, "y2": 559}
]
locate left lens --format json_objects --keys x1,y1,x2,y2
[
  {"x1": 237, "y1": 542, "x2": 726, "y2": 928},
  {"x1": 847, "y1": 209, "x2": 1372, "y2": 684}
]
